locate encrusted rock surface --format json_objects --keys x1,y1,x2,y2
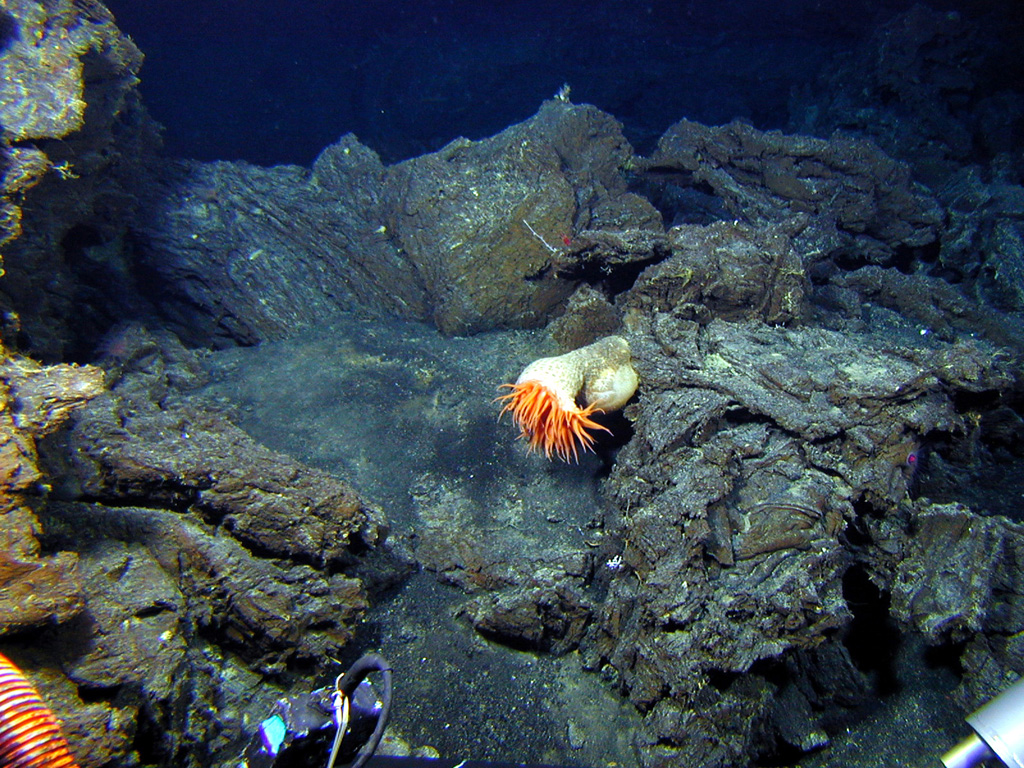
[
  {"x1": 51, "y1": 326, "x2": 384, "y2": 566},
  {"x1": 867, "y1": 502, "x2": 1024, "y2": 714},
  {"x1": 575, "y1": 309, "x2": 1019, "y2": 766},
  {"x1": 0, "y1": 344, "x2": 104, "y2": 636},
  {"x1": 0, "y1": 325, "x2": 396, "y2": 767},
  {"x1": 646, "y1": 118, "x2": 943, "y2": 268},
  {"x1": 385, "y1": 100, "x2": 659, "y2": 335},
  {"x1": 624, "y1": 220, "x2": 805, "y2": 326},
  {"x1": 936, "y1": 165, "x2": 1024, "y2": 316},
  {"x1": 0, "y1": 0, "x2": 157, "y2": 359},
  {"x1": 37, "y1": 499, "x2": 370, "y2": 764},
  {"x1": 129, "y1": 151, "x2": 426, "y2": 347},
  {"x1": 131, "y1": 100, "x2": 660, "y2": 344}
]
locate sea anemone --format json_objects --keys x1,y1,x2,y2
[{"x1": 497, "y1": 335, "x2": 638, "y2": 462}]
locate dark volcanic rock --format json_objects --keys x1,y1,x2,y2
[
  {"x1": 131, "y1": 145, "x2": 428, "y2": 347},
  {"x1": 47, "y1": 501, "x2": 369, "y2": 674},
  {"x1": 461, "y1": 573, "x2": 592, "y2": 656},
  {"x1": 384, "y1": 99, "x2": 659, "y2": 335},
  {"x1": 646, "y1": 119, "x2": 942, "y2": 269},
  {"x1": 579, "y1": 311, "x2": 1017, "y2": 766},
  {"x1": 0, "y1": 345, "x2": 104, "y2": 636},
  {"x1": 2, "y1": 324, "x2": 396, "y2": 768},
  {"x1": 0, "y1": 0, "x2": 158, "y2": 359},
  {"x1": 52, "y1": 324, "x2": 386, "y2": 566},
  {"x1": 935, "y1": 165, "x2": 1024, "y2": 320},
  {"x1": 624, "y1": 220, "x2": 805, "y2": 326},
  {"x1": 33, "y1": 500, "x2": 368, "y2": 767},
  {"x1": 858, "y1": 500, "x2": 1024, "y2": 739},
  {"x1": 132, "y1": 99, "x2": 661, "y2": 344},
  {"x1": 789, "y1": 5, "x2": 1024, "y2": 183}
]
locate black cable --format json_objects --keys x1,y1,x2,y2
[{"x1": 336, "y1": 653, "x2": 393, "y2": 768}]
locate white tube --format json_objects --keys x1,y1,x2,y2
[
  {"x1": 942, "y1": 733, "x2": 995, "y2": 768},
  {"x1": 968, "y1": 677, "x2": 1024, "y2": 768},
  {"x1": 942, "y1": 677, "x2": 1024, "y2": 768}
]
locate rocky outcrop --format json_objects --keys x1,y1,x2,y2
[
  {"x1": 623, "y1": 220, "x2": 805, "y2": 326},
  {"x1": 130, "y1": 99, "x2": 660, "y2": 345},
  {"x1": 577, "y1": 311, "x2": 1017, "y2": 766},
  {"x1": 788, "y1": 4, "x2": 1024, "y2": 182},
  {"x1": 645, "y1": 118, "x2": 942, "y2": 269},
  {"x1": 0, "y1": 344, "x2": 104, "y2": 636},
  {"x1": 39, "y1": 499, "x2": 370, "y2": 766},
  {"x1": 123, "y1": 98, "x2": 957, "y2": 352},
  {"x1": 0, "y1": 325, "x2": 397, "y2": 768},
  {"x1": 0, "y1": 0, "x2": 158, "y2": 359},
  {"x1": 54, "y1": 325, "x2": 384, "y2": 566},
  {"x1": 936, "y1": 165, "x2": 1024, "y2": 316}
]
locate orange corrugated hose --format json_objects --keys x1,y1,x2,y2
[{"x1": 0, "y1": 652, "x2": 79, "y2": 768}]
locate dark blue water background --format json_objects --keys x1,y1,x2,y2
[{"x1": 103, "y1": 0, "x2": 983, "y2": 166}]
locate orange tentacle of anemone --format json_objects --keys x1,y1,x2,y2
[
  {"x1": 496, "y1": 379, "x2": 609, "y2": 462},
  {"x1": 496, "y1": 335, "x2": 638, "y2": 463}
]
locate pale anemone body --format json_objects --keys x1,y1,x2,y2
[{"x1": 498, "y1": 335, "x2": 638, "y2": 461}]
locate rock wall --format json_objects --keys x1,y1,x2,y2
[{"x1": 0, "y1": 0, "x2": 158, "y2": 360}]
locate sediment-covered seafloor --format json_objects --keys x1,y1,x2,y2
[{"x1": 1, "y1": 2, "x2": 1023, "y2": 767}]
